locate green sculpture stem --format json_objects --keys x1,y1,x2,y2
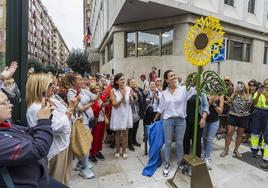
[{"x1": 192, "y1": 66, "x2": 202, "y2": 159}]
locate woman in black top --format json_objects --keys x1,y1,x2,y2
[{"x1": 203, "y1": 95, "x2": 224, "y2": 170}]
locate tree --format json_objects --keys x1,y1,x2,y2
[
  {"x1": 28, "y1": 58, "x2": 45, "y2": 73},
  {"x1": 66, "y1": 49, "x2": 90, "y2": 75}
]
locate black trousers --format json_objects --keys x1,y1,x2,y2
[
  {"x1": 129, "y1": 120, "x2": 140, "y2": 145},
  {"x1": 183, "y1": 121, "x2": 203, "y2": 158}
]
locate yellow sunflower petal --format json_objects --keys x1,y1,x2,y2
[{"x1": 184, "y1": 16, "x2": 224, "y2": 66}]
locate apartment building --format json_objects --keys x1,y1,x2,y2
[
  {"x1": 84, "y1": 0, "x2": 100, "y2": 73},
  {"x1": 0, "y1": 0, "x2": 6, "y2": 68},
  {"x1": 0, "y1": 0, "x2": 69, "y2": 70},
  {"x1": 87, "y1": 0, "x2": 268, "y2": 83},
  {"x1": 28, "y1": 0, "x2": 69, "y2": 69}
]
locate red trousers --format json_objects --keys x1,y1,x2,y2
[{"x1": 90, "y1": 121, "x2": 105, "y2": 156}]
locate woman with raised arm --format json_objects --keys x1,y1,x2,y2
[{"x1": 154, "y1": 70, "x2": 196, "y2": 177}]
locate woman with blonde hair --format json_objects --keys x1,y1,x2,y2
[
  {"x1": 220, "y1": 81, "x2": 252, "y2": 158},
  {"x1": 26, "y1": 73, "x2": 78, "y2": 185}
]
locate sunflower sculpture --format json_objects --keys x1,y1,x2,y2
[
  {"x1": 184, "y1": 16, "x2": 224, "y2": 67},
  {"x1": 184, "y1": 16, "x2": 227, "y2": 158}
]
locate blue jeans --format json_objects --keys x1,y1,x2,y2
[
  {"x1": 203, "y1": 121, "x2": 219, "y2": 159},
  {"x1": 82, "y1": 154, "x2": 89, "y2": 169},
  {"x1": 163, "y1": 117, "x2": 186, "y2": 163}
]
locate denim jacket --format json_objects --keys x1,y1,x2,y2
[{"x1": 199, "y1": 92, "x2": 209, "y2": 116}]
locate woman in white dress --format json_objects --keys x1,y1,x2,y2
[{"x1": 110, "y1": 73, "x2": 133, "y2": 159}]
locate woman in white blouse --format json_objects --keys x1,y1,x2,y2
[
  {"x1": 26, "y1": 73, "x2": 78, "y2": 185},
  {"x1": 154, "y1": 70, "x2": 195, "y2": 177}
]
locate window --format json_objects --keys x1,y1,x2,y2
[
  {"x1": 126, "y1": 27, "x2": 174, "y2": 57},
  {"x1": 108, "y1": 39, "x2": 114, "y2": 61},
  {"x1": 138, "y1": 30, "x2": 160, "y2": 56},
  {"x1": 248, "y1": 0, "x2": 255, "y2": 14},
  {"x1": 224, "y1": 0, "x2": 234, "y2": 6},
  {"x1": 226, "y1": 35, "x2": 252, "y2": 62},
  {"x1": 161, "y1": 28, "x2": 174, "y2": 55},
  {"x1": 126, "y1": 32, "x2": 136, "y2": 57},
  {"x1": 264, "y1": 43, "x2": 268, "y2": 64},
  {"x1": 101, "y1": 51, "x2": 105, "y2": 65}
]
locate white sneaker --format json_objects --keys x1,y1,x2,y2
[
  {"x1": 79, "y1": 167, "x2": 95, "y2": 179},
  {"x1": 204, "y1": 158, "x2": 212, "y2": 170},
  {"x1": 163, "y1": 162, "x2": 171, "y2": 177}
]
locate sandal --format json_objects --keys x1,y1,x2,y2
[
  {"x1": 115, "y1": 153, "x2": 120, "y2": 159},
  {"x1": 233, "y1": 150, "x2": 242, "y2": 158},
  {"x1": 220, "y1": 150, "x2": 228, "y2": 157},
  {"x1": 123, "y1": 153, "x2": 128, "y2": 160}
]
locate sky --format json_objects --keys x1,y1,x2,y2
[{"x1": 42, "y1": 0, "x2": 84, "y2": 50}]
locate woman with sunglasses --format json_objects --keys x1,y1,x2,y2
[
  {"x1": 26, "y1": 73, "x2": 79, "y2": 185},
  {"x1": 220, "y1": 81, "x2": 252, "y2": 158}
]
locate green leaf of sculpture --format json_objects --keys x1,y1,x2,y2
[
  {"x1": 185, "y1": 72, "x2": 198, "y2": 91},
  {"x1": 201, "y1": 70, "x2": 227, "y2": 95}
]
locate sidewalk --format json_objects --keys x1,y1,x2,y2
[{"x1": 69, "y1": 125, "x2": 268, "y2": 188}]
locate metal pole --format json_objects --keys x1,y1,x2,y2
[
  {"x1": 192, "y1": 66, "x2": 201, "y2": 158},
  {"x1": 6, "y1": 0, "x2": 29, "y2": 124}
]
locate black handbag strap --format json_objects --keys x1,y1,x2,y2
[{"x1": 0, "y1": 167, "x2": 15, "y2": 188}]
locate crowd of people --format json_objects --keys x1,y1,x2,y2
[{"x1": 0, "y1": 64, "x2": 268, "y2": 187}]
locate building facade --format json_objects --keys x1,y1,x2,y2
[
  {"x1": 0, "y1": 0, "x2": 69, "y2": 70},
  {"x1": 87, "y1": 0, "x2": 268, "y2": 83},
  {"x1": 84, "y1": 0, "x2": 100, "y2": 74},
  {"x1": 0, "y1": 0, "x2": 6, "y2": 69},
  {"x1": 28, "y1": 0, "x2": 69, "y2": 69}
]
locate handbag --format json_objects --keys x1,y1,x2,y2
[
  {"x1": 83, "y1": 112, "x2": 97, "y2": 129},
  {"x1": 70, "y1": 116, "x2": 93, "y2": 160},
  {"x1": 104, "y1": 115, "x2": 109, "y2": 126},
  {"x1": 0, "y1": 167, "x2": 15, "y2": 188}
]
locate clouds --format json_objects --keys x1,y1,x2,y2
[{"x1": 42, "y1": 0, "x2": 83, "y2": 50}]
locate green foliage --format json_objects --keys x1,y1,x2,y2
[
  {"x1": 28, "y1": 58, "x2": 60, "y2": 74},
  {"x1": 66, "y1": 49, "x2": 90, "y2": 75}
]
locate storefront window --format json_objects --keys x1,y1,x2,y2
[
  {"x1": 108, "y1": 39, "x2": 114, "y2": 61},
  {"x1": 138, "y1": 30, "x2": 160, "y2": 56},
  {"x1": 126, "y1": 32, "x2": 136, "y2": 57},
  {"x1": 161, "y1": 28, "x2": 173, "y2": 55}
]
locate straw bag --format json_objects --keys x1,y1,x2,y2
[{"x1": 70, "y1": 116, "x2": 93, "y2": 160}]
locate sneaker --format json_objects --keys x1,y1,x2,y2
[
  {"x1": 123, "y1": 153, "x2": 128, "y2": 160},
  {"x1": 233, "y1": 150, "x2": 242, "y2": 158},
  {"x1": 261, "y1": 160, "x2": 268, "y2": 169},
  {"x1": 89, "y1": 155, "x2": 98, "y2": 163},
  {"x1": 75, "y1": 163, "x2": 82, "y2": 171},
  {"x1": 133, "y1": 141, "x2": 141, "y2": 147},
  {"x1": 163, "y1": 162, "x2": 171, "y2": 177},
  {"x1": 178, "y1": 161, "x2": 186, "y2": 171},
  {"x1": 96, "y1": 152, "x2": 105, "y2": 161},
  {"x1": 185, "y1": 165, "x2": 192, "y2": 176},
  {"x1": 79, "y1": 168, "x2": 95, "y2": 179},
  {"x1": 115, "y1": 153, "x2": 120, "y2": 159},
  {"x1": 128, "y1": 144, "x2": 135, "y2": 151},
  {"x1": 87, "y1": 162, "x2": 93, "y2": 169},
  {"x1": 204, "y1": 158, "x2": 212, "y2": 170}
]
